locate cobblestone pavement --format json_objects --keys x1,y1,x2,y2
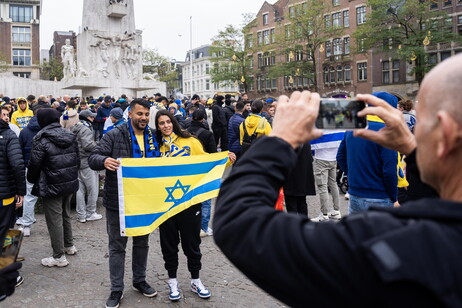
[{"x1": 4, "y1": 192, "x2": 349, "y2": 308}]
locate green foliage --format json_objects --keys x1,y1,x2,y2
[
  {"x1": 142, "y1": 48, "x2": 171, "y2": 79},
  {"x1": 353, "y1": 0, "x2": 461, "y2": 85},
  {"x1": 210, "y1": 15, "x2": 255, "y2": 93},
  {"x1": 40, "y1": 58, "x2": 63, "y2": 81}
]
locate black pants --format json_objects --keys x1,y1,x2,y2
[
  {"x1": 285, "y1": 195, "x2": 308, "y2": 216},
  {"x1": 0, "y1": 203, "x2": 15, "y2": 245},
  {"x1": 159, "y1": 204, "x2": 202, "y2": 279},
  {"x1": 213, "y1": 127, "x2": 228, "y2": 151}
]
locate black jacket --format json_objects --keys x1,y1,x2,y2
[
  {"x1": 187, "y1": 121, "x2": 217, "y2": 153},
  {"x1": 88, "y1": 123, "x2": 157, "y2": 211},
  {"x1": 283, "y1": 143, "x2": 315, "y2": 196},
  {"x1": 27, "y1": 122, "x2": 79, "y2": 198},
  {"x1": 212, "y1": 103, "x2": 227, "y2": 129},
  {"x1": 214, "y1": 136, "x2": 459, "y2": 307},
  {"x1": 0, "y1": 120, "x2": 26, "y2": 200},
  {"x1": 18, "y1": 116, "x2": 41, "y2": 166},
  {"x1": 223, "y1": 104, "x2": 235, "y2": 124}
]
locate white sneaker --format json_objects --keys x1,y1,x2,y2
[
  {"x1": 345, "y1": 193, "x2": 350, "y2": 200},
  {"x1": 64, "y1": 246, "x2": 78, "y2": 255},
  {"x1": 329, "y1": 210, "x2": 341, "y2": 220},
  {"x1": 168, "y1": 278, "x2": 181, "y2": 301},
  {"x1": 191, "y1": 279, "x2": 211, "y2": 299},
  {"x1": 78, "y1": 217, "x2": 86, "y2": 223},
  {"x1": 23, "y1": 227, "x2": 31, "y2": 237},
  {"x1": 86, "y1": 213, "x2": 103, "y2": 221},
  {"x1": 200, "y1": 230, "x2": 208, "y2": 238},
  {"x1": 311, "y1": 214, "x2": 329, "y2": 222},
  {"x1": 206, "y1": 228, "x2": 213, "y2": 236},
  {"x1": 16, "y1": 217, "x2": 24, "y2": 226},
  {"x1": 41, "y1": 255, "x2": 69, "y2": 267}
]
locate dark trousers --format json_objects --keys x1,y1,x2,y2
[
  {"x1": 159, "y1": 204, "x2": 202, "y2": 279},
  {"x1": 106, "y1": 208, "x2": 150, "y2": 291},
  {"x1": 285, "y1": 195, "x2": 308, "y2": 216},
  {"x1": 213, "y1": 127, "x2": 228, "y2": 151},
  {"x1": 43, "y1": 194, "x2": 74, "y2": 258},
  {"x1": 0, "y1": 203, "x2": 16, "y2": 245}
]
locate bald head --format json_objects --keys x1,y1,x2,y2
[{"x1": 420, "y1": 54, "x2": 462, "y2": 125}]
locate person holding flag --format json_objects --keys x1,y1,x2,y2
[{"x1": 154, "y1": 109, "x2": 235, "y2": 302}]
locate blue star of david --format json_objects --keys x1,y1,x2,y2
[{"x1": 165, "y1": 180, "x2": 191, "y2": 205}]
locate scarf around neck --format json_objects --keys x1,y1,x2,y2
[{"x1": 127, "y1": 120, "x2": 160, "y2": 158}]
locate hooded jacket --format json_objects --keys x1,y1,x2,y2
[
  {"x1": 71, "y1": 120, "x2": 96, "y2": 169},
  {"x1": 0, "y1": 119, "x2": 26, "y2": 201},
  {"x1": 228, "y1": 112, "x2": 245, "y2": 154},
  {"x1": 18, "y1": 116, "x2": 41, "y2": 166},
  {"x1": 239, "y1": 114, "x2": 272, "y2": 145},
  {"x1": 27, "y1": 122, "x2": 80, "y2": 197},
  {"x1": 11, "y1": 104, "x2": 33, "y2": 130},
  {"x1": 60, "y1": 109, "x2": 79, "y2": 129}
]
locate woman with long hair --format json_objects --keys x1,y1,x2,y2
[{"x1": 154, "y1": 110, "x2": 234, "y2": 301}]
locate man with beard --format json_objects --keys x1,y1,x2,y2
[{"x1": 89, "y1": 99, "x2": 161, "y2": 308}]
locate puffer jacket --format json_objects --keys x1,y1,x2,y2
[
  {"x1": 18, "y1": 116, "x2": 41, "y2": 166},
  {"x1": 71, "y1": 121, "x2": 96, "y2": 169},
  {"x1": 0, "y1": 119, "x2": 26, "y2": 200},
  {"x1": 27, "y1": 122, "x2": 80, "y2": 198},
  {"x1": 88, "y1": 123, "x2": 157, "y2": 211},
  {"x1": 227, "y1": 113, "x2": 245, "y2": 154}
]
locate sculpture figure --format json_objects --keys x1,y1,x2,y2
[{"x1": 61, "y1": 39, "x2": 76, "y2": 79}]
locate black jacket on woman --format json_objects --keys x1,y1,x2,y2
[
  {"x1": 187, "y1": 121, "x2": 217, "y2": 154},
  {"x1": 0, "y1": 119, "x2": 26, "y2": 200},
  {"x1": 283, "y1": 143, "x2": 315, "y2": 196},
  {"x1": 27, "y1": 122, "x2": 79, "y2": 198}
]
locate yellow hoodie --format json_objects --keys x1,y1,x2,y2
[
  {"x1": 239, "y1": 114, "x2": 272, "y2": 145},
  {"x1": 160, "y1": 132, "x2": 206, "y2": 157},
  {"x1": 11, "y1": 103, "x2": 33, "y2": 130}
]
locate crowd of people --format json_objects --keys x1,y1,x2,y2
[{"x1": 1, "y1": 54, "x2": 460, "y2": 307}]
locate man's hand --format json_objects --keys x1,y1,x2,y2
[
  {"x1": 228, "y1": 152, "x2": 236, "y2": 164},
  {"x1": 353, "y1": 94, "x2": 417, "y2": 155},
  {"x1": 15, "y1": 196, "x2": 23, "y2": 209},
  {"x1": 104, "y1": 158, "x2": 120, "y2": 171},
  {"x1": 269, "y1": 91, "x2": 323, "y2": 149}
]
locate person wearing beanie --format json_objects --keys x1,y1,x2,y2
[
  {"x1": 211, "y1": 95, "x2": 228, "y2": 150},
  {"x1": 106, "y1": 107, "x2": 126, "y2": 133},
  {"x1": 70, "y1": 109, "x2": 102, "y2": 224},
  {"x1": 223, "y1": 95, "x2": 235, "y2": 124},
  {"x1": 168, "y1": 102, "x2": 185, "y2": 124},
  {"x1": 336, "y1": 91, "x2": 398, "y2": 214},
  {"x1": 28, "y1": 108, "x2": 79, "y2": 267},
  {"x1": 95, "y1": 95, "x2": 113, "y2": 140},
  {"x1": 60, "y1": 99, "x2": 79, "y2": 129},
  {"x1": 11, "y1": 97, "x2": 33, "y2": 130}
]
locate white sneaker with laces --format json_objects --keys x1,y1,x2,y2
[
  {"x1": 206, "y1": 228, "x2": 213, "y2": 236},
  {"x1": 311, "y1": 214, "x2": 329, "y2": 222},
  {"x1": 86, "y1": 213, "x2": 103, "y2": 221},
  {"x1": 329, "y1": 210, "x2": 342, "y2": 220},
  {"x1": 199, "y1": 230, "x2": 208, "y2": 238},
  {"x1": 41, "y1": 255, "x2": 69, "y2": 267},
  {"x1": 168, "y1": 278, "x2": 181, "y2": 301},
  {"x1": 191, "y1": 279, "x2": 211, "y2": 299},
  {"x1": 64, "y1": 245, "x2": 78, "y2": 255},
  {"x1": 23, "y1": 226, "x2": 31, "y2": 237}
]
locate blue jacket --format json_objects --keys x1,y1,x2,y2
[
  {"x1": 227, "y1": 113, "x2": 245, "y2": 154},
  {"x1": 337, "y1": 120, "x2": 398, "y2": 201},
  {"x1": 18, "y1": 116, "x2": 41, "y2": 166},
  {"x1": 96, "y1": 104, "x2": 113, "y2": 123}
]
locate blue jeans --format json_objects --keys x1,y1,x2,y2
[
  {"x1": 201, "y1": 199, "x2": 211, "y2": 231},
  {"x1": 349, "y1": 194, "x2": 393, "y2": 214}
]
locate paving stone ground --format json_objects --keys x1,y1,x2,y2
[{"x1": 3, "y1": 191, "x2": 349, "y2": 308}]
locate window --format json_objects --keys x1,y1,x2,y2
[
  {"x1": 257, "y1": 32, "x2": 263, "y2": 46},
  {"x1": 344, "y1": 64, "x2": 351, "y2": 81},
  {"x1": 200, "y1": 64, "x2": 204, "y2": 75},
  {"x1": 343, "y1": 10, "x2": 349, "y2": 27},
  {"x1": 248, "y1": 55, "x2": 253, "y2": 69},
  {"x1": 258, "y1": 53, "x2": 263, "y2": 67},
  {"x1": 246, "y1": 34, "x2": 254, "y2": 48},
  {"x1": 392, "y1": 60, "x2": 400, "y2": 83},
  {"x1": 12, "y1": 49, "x2": 31, "y2": 66},
  {"x1": 332, "y1": 13, "x2": 341, "y2": 28},
  {"x1": 263, "y1": 52, "x2": 270, "y2": 66},
  {"x1": 324, "y1": 15, "x2": 331, "y2": 29},
  {"x1": 270, "y1": 51, "x2": 276, "y2": 65},
  {"x1": 324, "y1": 67, "x2": 329, "y2": 84},
  {"x1": 428, "y1": 53, "x2": 438, "y2": 64},
  {"x1": 12, "y1": 26, "x2": 31, "y2": 43},
  {"x1": 441, "y1": 51, "x2": 452, "y2": 61},
  {"x1": 295, "y1": 23, "x2": 302, "y2": 38},
  {"x1": 430, "y1": 1, "x2": 438, "y2": 9},
  {"x1": 289, "y1": 6, "x2": 295, "y2": 18},
  {"x1": 358, "y1": 62, "x2": 367, "y2": 81},
  {"x1": 325, "y1": 41, "x2": 331, "y2": 57},
  {"x1": 357, "y1": 7, "x2": 366, "y2": 25},
  {"x1": 285, "y1": 24, "x2": 292, "y2": 40},
  {"x1": 333, "y1": 38, "x2": 342, "y2": 55},
  {"x1": 458, "y1": 15, "x2": 462, "y2": 35},
  {"x1": 344, "y1": 37, "x2": 350, "y2": 54},
  {"x1": 333, "y1": 0, "x2": 340, "y2": 6},
  {"x1": 205, "y1": 63, "x2": 210, "y2": 74},
  {"x1": 382, "y1": 60, "x2": 390, "y2": 84},
  {"x1": 9, "y1": 5, "x2": 33, "y2": 23},
  {"x1": 444, "y1": 0, "x2": 452, "y2": 6},
  {"x1": 206, "y1": 79, "x2": 210, "y2": 90},
  {"x1": 263, "y1": 13, "x2": 269, "y2": 25},
  {"x1": 444, "y1": 17, "x2": 453, "y2": 33},
  {"x1": 271, "y1": 79, "x2": 277, "y2": 89},
  {"x1": 13, "y1": 72, "x2": 31, "y2": 78},
  {"x1": 270, "y1": 29, "x2": 276, "y2": 43},
  {"x1": 337, "y1": 65, "x2": 343, "y2": 82},
  {"x1": 295, "y1": 46, "x2": 303, "y2": 61},
  {"x1": 263, "y1": 30, "x2": 270, "y2": 45},
  {"x1": 329, "y1": 66, "x2": 335, "y2": 83}
]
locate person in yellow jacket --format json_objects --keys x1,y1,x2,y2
[
  {"x1": 11, "y1": 97, "x2": 33, "y2": 130},
  {"x1": 154, "y1": 109, "x2": 235, "y2": 302},
  {"x1": 239, "y1": 100, "x2": 272, "y2": 153}
]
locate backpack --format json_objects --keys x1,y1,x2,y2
[
  {"x1": 241, "y1": 118, "x2": 264, "y2": 155},
  {"x1": 188, "y1": 126, "x2": 208, "y2": 152}
]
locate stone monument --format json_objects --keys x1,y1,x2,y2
[{"x1": 61, "y1": 0, "x2": 163, "y2": 97}]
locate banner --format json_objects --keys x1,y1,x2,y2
[{"x1": 117, "y1": 152, "x2": 229, "y2": 237}]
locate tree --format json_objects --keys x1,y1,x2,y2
[
  {"x1": 268, "y1": 0, "x2": 342, "y2": 92},
  {"x1": 0, "y1": 52, "x2": 9, "y2": 73},
  {"x1": 353, "y1": 0, "x2": 461, "y2": 86},
  {"x1": 210, "y1": 13, "x2": 255, "y2": 93},
  {"x1": 142, "y1": 48, "x2": 171, "y2": 79},
  {"x1": 40, "y1": 58, "x2": 64, "y2": 81}
]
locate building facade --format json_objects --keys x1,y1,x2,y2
[
  {"x1": 182, "y1": 45, "x2": 239, "y2": 99},
  {"x1": 49, "y1": 30, "x2": 77, "y2": 63},
  {"x1": 0, "y1": 0, "x2": 42, "y2": 79}
]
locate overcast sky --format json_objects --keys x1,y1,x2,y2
[{"x1": 40, "y1": 0, "x2": 271, "y2": 62}]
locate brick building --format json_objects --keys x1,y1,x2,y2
[
  {"x1": 0, "y1": 0, "x2": 42, "y2": 79},
  {"x1": 49, "y1": 30, "x2": 77, "y2": 63}
]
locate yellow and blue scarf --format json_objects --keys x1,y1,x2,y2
[{"x1": 128, "y1": 120, "x2": 160, "y2": 158}]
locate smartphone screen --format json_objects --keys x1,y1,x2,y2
[{"x1": 316, "y1": 99, "x2": 367, "y2": 130}]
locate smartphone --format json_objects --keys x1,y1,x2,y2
[
  {"x1": 316, "y1": 99, "x2": 367, "y2": 130},
  {"x1": 0, "y1": 229, "x2": 23, "y2": 269}
]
